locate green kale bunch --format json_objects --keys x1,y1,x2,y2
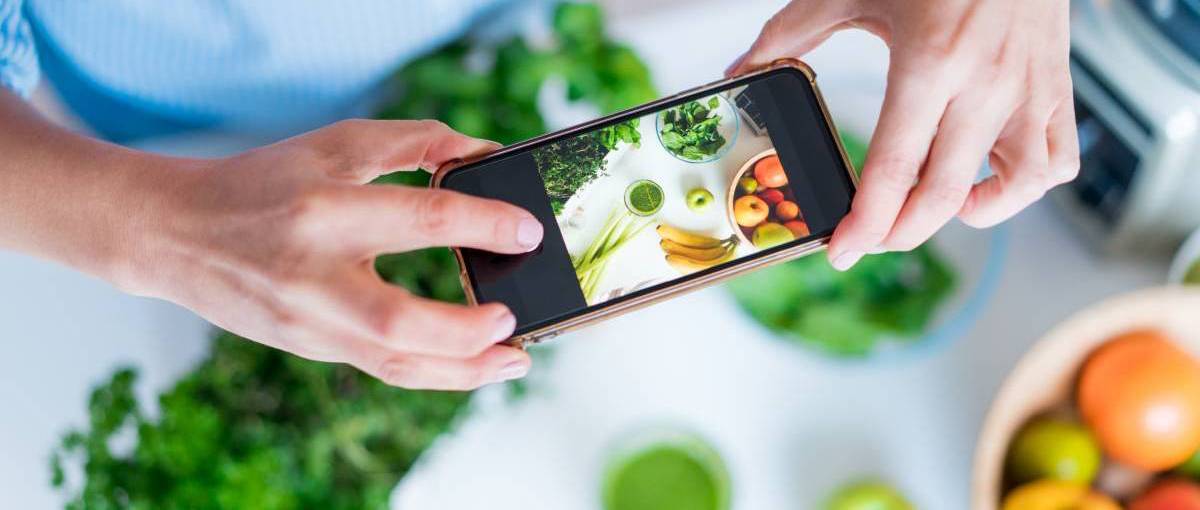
[
  {"x1": 51, "y1": 3, "x2": 656, "y2": 509},
  {"x1": 659, "y1": 97, "x2": 726, "y2": 161}
]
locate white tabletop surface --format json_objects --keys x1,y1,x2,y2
[{"x1": 0, "y1": 1, "x2": 1169, "y2": 508}]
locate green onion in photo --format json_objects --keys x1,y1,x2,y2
[{"x1": 574, "y1": 207, "x2": 655, "y2": 302}]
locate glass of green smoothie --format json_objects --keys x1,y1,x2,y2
[{"x1": 601, "y1": 427, "x2": 731, "y2": 510}]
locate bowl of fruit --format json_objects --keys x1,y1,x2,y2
[
  {"x1": 727, "y1": 149, "x2": 810, "y2": 249},
  {"x1": 972, "y1": 287, "x2": 1200, "y2": 509}
]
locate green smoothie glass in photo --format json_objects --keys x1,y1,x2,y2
[
  {"x1": 625, "y1": 179, "x2": 665, "y2": 217},
  {"x1": 601, "y1": 427, "x2": 731, "y2": 510}
]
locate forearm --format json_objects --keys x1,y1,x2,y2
[{"x1": 0, "y1": 89, "x2": 198, "y2": 290}]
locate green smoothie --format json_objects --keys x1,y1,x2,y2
[{"x1": 602, "y1": 431, "x2": 729, "y2": 510}]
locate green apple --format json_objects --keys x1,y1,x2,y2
[
  {"x1": 737, "y1": 176, "x2": 758, "y2": 194},
  {"x1": 686, "y1": 187, "x2": 715, "y2": 212},
  {"x1": 751, "y1": 222, "x2": 794, "y2": 248},
  {"x1": 826, "y1": 480, "x2": 913, "y2": 510},
  {"x1": 1006, "y1": 418, "x2": 1100, "y2": 484}
]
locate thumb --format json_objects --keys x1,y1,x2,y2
[{"x1": 726, "y1": 0, "x2": 857, "y2": 77}]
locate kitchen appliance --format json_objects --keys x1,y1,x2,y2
[{"x1": 1059, "y1": 0, "x2": 1200, "y2": 254}]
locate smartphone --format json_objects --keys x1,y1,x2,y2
[{"x1": 433, "y1": 59, "x2": 857, "y2": 347}]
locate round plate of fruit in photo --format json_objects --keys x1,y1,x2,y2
[
  {"x1": 972, "y1": 287, "x2": 1200, "y2": 510},
  {"x1": 726, "y1": 149, "x2": 809, "y2": 248}
]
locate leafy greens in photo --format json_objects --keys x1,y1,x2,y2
[
  {"x1": 51, "y1": 4, "x2": 656, "y2": 510},
  {"x1": 535, "y1": 118, "x2": 641, "y2": 215},
  {"x1": 659, "y1": 97, "x2": 726, "y2": 161}
]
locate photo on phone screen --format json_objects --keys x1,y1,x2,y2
[
  {"x1": 440, "y1": 68, "x2": 854, "y2": 335},
  {"x1": 535, "y1": 83, "x2": 822, "y2": 306}
]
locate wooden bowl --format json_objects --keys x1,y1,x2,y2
[
  {"x1": 971, "y1": 286, "x2": 1200, "y2": 509},
  {"x1": 725, "y1": 149, "x2": 778, "y2": 246}
]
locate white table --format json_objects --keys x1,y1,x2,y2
[{"x1": 0, "y1": 1, "x2": 1167, "y2": 508}]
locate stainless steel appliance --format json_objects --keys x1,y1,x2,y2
[{"x1": 1061, "y1": 0, "x2": 1200, "y2": 254}]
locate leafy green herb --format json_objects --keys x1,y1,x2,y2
[
  {"x1": 378, "y1": 3, "x2": 656, "y2": 145},
  {"x1": 659, "y1": 97, "x2": 726, "y2": 161},
  {"x1": 534, "y1": 118, "x2": 641, "y2": 215},
  {"x1": 726, "y1": 246, "x2": 956, "y2": 358},
  {"x1": 53, "y1": 3, "x2": 656, "y2": 509}
]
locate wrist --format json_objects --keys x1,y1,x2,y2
[{"x1": 90, "y1": 154, "x2": 208, "y2": 298}]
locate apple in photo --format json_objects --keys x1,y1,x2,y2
[
  {"x1": 686, "y1": 188, "x2": 715, "y2": 212},
  {"x1": 784, "y1": 220, "x2": 810, "y2": 238},
  {"x1": 758, "y1": 188, "x2": 784, "y2": 206},
  {"x1": 734, "y1": 195, "x2": 770, "y2": 227},
  {"x1": 738, "y1": 176, "x2": 759, "y2": 194},
  {"x1": 776, "y1": 201, "x2": 799, "y2": 221},
  {"x1": 752, "y1": 222, "x2": 794, "y2": 248}
]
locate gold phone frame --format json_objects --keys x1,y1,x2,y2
[{"x1": 431, "y1": 59, "x2": 859, "y2": 348}]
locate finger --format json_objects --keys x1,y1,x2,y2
[
  {"x1": 354, "y1": 343, "x2": 531, "y2": 391},
  {"x1": 727, "y1": 0, "x2": 857, "y2": 76},
  {"x1": 324, "y1": 272, "x2": 519, "y2": 358},
  {"x1": 827, "y1": 60, "x2": 951, "y2": 269},
  {"x1": 881, "y1": 91, "x2": 1011, "y2": 250},
  {"x1": 294, "y1": 119, "x2": 499, "y2": 183},
  {"x1": 958, "y1": 98, "x2": 1076, "y2": 227},
  {"x1": 315, "y1": 185, "x2": 542, "y2": 254},
  {"x1": 1046, "y1": 96, "x2": 1081, "y2": 185}
]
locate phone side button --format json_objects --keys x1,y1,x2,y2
[{"x1": 529, "y1": 331, "x2": 559, "y2": 345}]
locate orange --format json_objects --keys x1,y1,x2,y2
[{"x1": 1077, "y1": 330, "x2": 1200, "y2": 470}]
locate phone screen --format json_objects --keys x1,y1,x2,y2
[{"x1": 440, "y1": 68, "x2": 855, "y2": 335}]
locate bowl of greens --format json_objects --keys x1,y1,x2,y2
[
  {"x1": 725, "y1": 132, "x2": 1008, "y2": 362},
  {"x1": 656, "y1": 94, "x2": 739, "y2": 163}
]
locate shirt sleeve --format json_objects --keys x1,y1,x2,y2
[{"x1": 0, "y1": 0, "x2": 38, "y2": 97}]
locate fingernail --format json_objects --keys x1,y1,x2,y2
[
  {"x1": 491, "y1": 312, "x2": 516, "y2": 342},
  {"x1": 517, "y1": 218, "x2": 543, "y2": 250},
  {"x1": 725, "y1": 51, "x2": 749, "y2": 76},
  {"x1": 494, "y1": 361, "x2": 529, "y2": 382},
  {"x1": 831, "y1": 251, "x2": 864, "y2": 271}
]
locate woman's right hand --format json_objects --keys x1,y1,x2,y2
[{"x1": 120, "y1": 120, "x2": 543, "y2": 390}]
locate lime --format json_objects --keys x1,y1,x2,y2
[
  {"x1": 1006, "y1": 418, "x2": 1101, "y2": 485},
  {"x1": 1175, "y1": 446, "x2": 1200, "y2": 478},
  {"x1": 602, "y1": 430, "x2": 729, "y2": 510},
  {"x1": 625, "y1": 180, "x2": 664, "y2": 216},
  {"x1": 825, "y1": 480, "x2": 913, "y2": 510}
]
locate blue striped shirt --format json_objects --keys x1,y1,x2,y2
[{"x1": 0, "y1": 0, "x2": 507, "y2": 140}]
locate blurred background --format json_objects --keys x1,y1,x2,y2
[{"x1": 2, "y1": 0, "x2": 1199, "y2": 508}]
